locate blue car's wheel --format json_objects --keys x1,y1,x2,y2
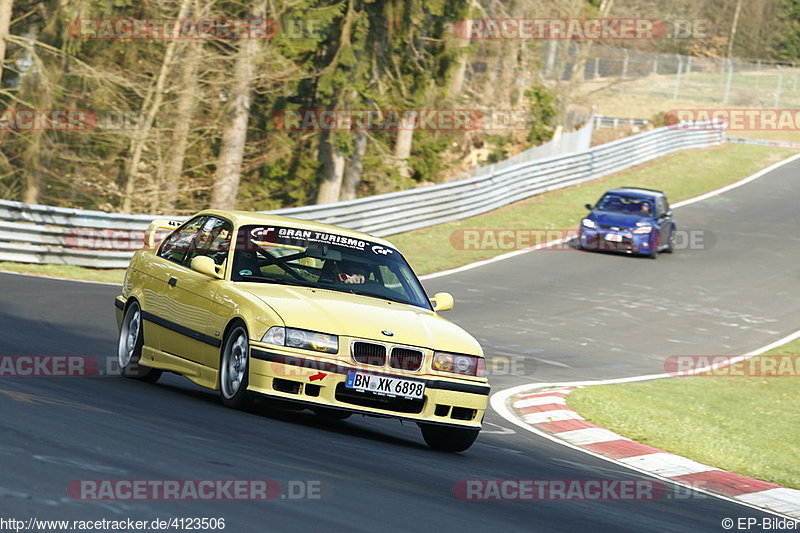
[{"x1": 663, "y1": 226, "x2": 676, "y2": 254}]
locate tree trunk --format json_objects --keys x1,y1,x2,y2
[
  {"x1": 162, "y1": 36, "x2": 201, "y2": 212},
  {"x1": 208, "y1": 8, "x2": 263, "y2": 210},
  {"x1": 0, "y1": 0, "x2": 12, "y2": 83},
  {"x1": 340, "y1": 129, "x2": 367, "y2": 201},
  {"x1": 544, "y1": 40, "x2": 558, "y2": 79},
  {"x1": 393, "y1": 110, "x2": 415, "y2": 179},
  {"x1": 570, "y1": 0, "x2": 614, "y2": 83},
  {"x1": 316, "y1": 129, "x2": 346, "y2": 204},
  {"x1": 313, "y1": 0, "x2": 356, "y2": 205},
  {"x1": 121, "y1": 0, "x2": 194, "y2": 212},
  {"x1": 21, "y1": 135, "x2": 42, "y2": 205}
]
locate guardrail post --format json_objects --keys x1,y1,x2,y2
[
  {"x1": 723, "y1": 59, "x2": 733, "y2": 104},
  {"x1": 673, "y1": 55, "x2": 683, "y2": 99},
  {"x1": 774, "y1": 65, "x2": 784, "y2": 108},
  {"x1": 621, "y1": 49, "x2": 629, "y2": 79}
]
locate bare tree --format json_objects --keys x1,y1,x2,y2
[
  {"x1": 0, "y1": 0, "x2": 12, "y2": 83},
  {"x1": 161, "y1": 1, "x2": 202, "y2": 212},
  {"x1": 120, "y1": 0, "x2": 194, "y2": 212},
  {"x1": 340, "y1": 129, "x2": 367, "y2": 200},
  {"x1": 210, "y1": 1, "x2": 267, "y2": 209}
]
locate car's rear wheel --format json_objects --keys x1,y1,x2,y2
[
  {"x1": 418, "y1": 423, "x2": 479, "y2": 452},
  {"x1": 219, "y1": 324, "x2": 252, "y2": 409},
  {"x1": 117, "y1": 301, "x2": 161, "y2": 383}
]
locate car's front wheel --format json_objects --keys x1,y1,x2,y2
[
  {"x1": 117, "y1": 301, "x2": 161, "y2": 383},
  {"x1": 418, "y1": 423, "x2": 479, "y2": 452},
  {"x1": 663, "y1": 226, "x2": 676, "y2": 253},
  {"x1": 219, "y1": 324, "x2": 252, "y2": 409}
]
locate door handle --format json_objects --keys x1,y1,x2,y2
[{"x1": 168, "y1": 277, "x2": 178, "y2": 287}]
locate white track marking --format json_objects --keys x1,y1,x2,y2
[
  {"x1": 617, "y1": 453, "x2": 718, "y2": 477},
  {"x1": 514, "y1": 395, "x2": 567, "y2": 408},
  {"x1": 557, "y1": 428, "x2": 629, "y2": 446}
]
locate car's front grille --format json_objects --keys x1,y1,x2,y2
[
  {"x1": 600, "y1": 225, "x2": 630, "y2": 231},
  {"x1": 389, "y1": 348, "x2": 423, "y2": 371},
  {"x1": 352, "y1": 341, "x2": 387, "y2": 366}
]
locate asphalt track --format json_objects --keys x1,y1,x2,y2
[{"x1": 1, "y1": 157, "x2": 798, "y2": 532}]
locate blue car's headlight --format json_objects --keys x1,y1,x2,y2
[
  {"x1": 582, "y1": 218, "x2": 596, "y2": 229},
  {"x1": 633, "y1": 224, "x2": 653, "y2": 234}
]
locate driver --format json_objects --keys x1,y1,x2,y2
[{"x1": 336, "y1": 260, "x2": 368, "y2": 284}]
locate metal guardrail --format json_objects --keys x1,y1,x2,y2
[
  {"x1": 726, "y1": 137, "x2": 800, "y2": 150},
  {"x1": 0, "y1": 123, "x2": 723, "y2": 269},
  {"x1": 593, "y1": 115, "x2": 650, "y2": 129}
]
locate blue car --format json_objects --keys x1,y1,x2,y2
[{"x1": 577, "y1": 187, "x2": 676, "y2": 259}]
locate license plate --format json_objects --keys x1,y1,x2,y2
[
  {"x1": 345, "y1": 371, "x2": 425, "y2": 400},
  {"x1": 605, "y1": 233, "x2": 623, "y2": 242}
]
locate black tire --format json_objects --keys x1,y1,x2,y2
[
  {"x1": 419, "y1": 423, "x2": 480, "y2": 452},
  {"x1": 117, "y1": 301, "x2": 162, "y2": 383},
  {"x1": 313, "y1": 407, "x2": 352, "y2": 420},
  {"x1": 219, "y1": 324, "x2": 252, "y2": 409},
  {"x1": 663, "y1": 226, "x2": 676, "y2": 254}
]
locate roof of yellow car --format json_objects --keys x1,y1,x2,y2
[{"x1": 197, "y1": 209, "x2": 398, "y2": 249}]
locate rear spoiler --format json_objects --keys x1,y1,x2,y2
[{"x1": 144, "y1": 219, "x2": 182, "y2": 249}]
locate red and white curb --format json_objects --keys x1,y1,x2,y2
[{"x1": 506, "y1": 386, "x2": 800, "y2": 519}]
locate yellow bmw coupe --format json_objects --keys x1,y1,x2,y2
[{"x1": 115, "y1": 210, "x2": 489, "y2": 451}]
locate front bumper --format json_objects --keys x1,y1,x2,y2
[
  {"x1": 579, "y1": 228, "x2": 653, "y2": 255},
  {"x1": 247, "y1": 347, "x2": 489, "y2": 429}
]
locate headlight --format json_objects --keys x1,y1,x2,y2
[
  {"x1": 261, "y1": 326, "x2": 338, "y2": 353},
  {"x1": 432, "y1": 352, "x2": 486, "y2": 377},
  {"x1": 633, "y1": 225, "x2": 653, "y2": 234},
  {"x1": 581, "y1": 218, "x2": 596, "y2": 229}
]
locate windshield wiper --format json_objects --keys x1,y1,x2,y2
[{"x1": 237, "y1": 274, "x2": 316, "y2": 288}]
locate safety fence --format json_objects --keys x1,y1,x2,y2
[{"x1": 0, "y1": 122, "x2": 723, "y2": 269}]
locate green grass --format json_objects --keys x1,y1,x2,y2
[
  {"x1": 392, "y1": 143, "x2": 794, "y2": 275},
  {"x1": 0, "y1": 143, "x2": 792, "y2": 283},
  {"x1": 568, "y1": 346, "x2": 800, "y2": 489}
]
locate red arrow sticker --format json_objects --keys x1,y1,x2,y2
[{"x1": 309, "y1": 372, "x2": 327, "y2": 382}]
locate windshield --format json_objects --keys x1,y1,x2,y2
[
  {"x1": 596, "y1": 194, "x2": 654, "y2": 216},
  {"x1": 232, "y1": 225, "x2": 431, "y2": 309}
]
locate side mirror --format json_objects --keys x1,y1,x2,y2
[
  {"x1": 664, "y1": 210, "x2": 673, "y2": 218},
  {"x1": 430, "y1": 292, "x2": 455, "y2": 312},
  {"x1": 191, "y1": 256, "x2": 222, "y2": 279},
  {"x1": 584, "y1": 203, "x2": 593, "y2": 210}
]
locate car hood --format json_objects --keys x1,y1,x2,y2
[
  {"x1": 241, "y1": 284, "x2": 483, "y2": 355},
  {"x1": 590, "y1": 211, "x2": 654, "y2": 229}
]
